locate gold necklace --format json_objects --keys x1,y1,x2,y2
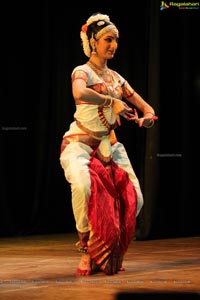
[
  {"x1": 87, "y1": 60, "x2": 108, "y2": 73},
  {"x1": 87, "y1": 60, "x2": 115, "y2": 97}
]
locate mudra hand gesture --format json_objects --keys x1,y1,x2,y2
[
  {"x1": 133, "y1": 108, "x2": 158, "y2": 128},
  {"x1": 113, "y1": 99, "x2": 158, "y2": 128}
]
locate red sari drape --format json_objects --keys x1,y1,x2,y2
[{"x1": 87, "y1": 154, "x2": 137, "y2": 274}]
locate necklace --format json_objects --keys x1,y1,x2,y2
[
  {"x1": 87, "y1": 60, "x2": 108, "y2": 74},
  {"x1": 87, "y1": 60, "x2": 115, "y2": 96}
]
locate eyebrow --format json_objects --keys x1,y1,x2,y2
[{"x1": 103, "y1": 34, "x2": 118, "y2": 39}]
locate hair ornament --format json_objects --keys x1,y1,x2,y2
[
  {"x1": 97, "y1": 20, "x2": 105, "y2": 26},
  {"x1": 86, "y1": 13, "x2": 110, "y2": 26},
  {"x1": 80, "y1": 29, "x2": 91, "y2": 58},
  {"x1": 81, "y1": 24, "x2": 88, "y2": 33}
]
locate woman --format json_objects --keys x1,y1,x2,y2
[{"x1": 60, "y1": 12, "x2": 158, "y2": 276}]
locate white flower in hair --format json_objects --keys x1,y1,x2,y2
[
  {"x1": 86, "y1": 13, "x2": 110, "y2": 26},
  {"x1": 80, "y1": 26, "x2": 91, "y2": 58}
]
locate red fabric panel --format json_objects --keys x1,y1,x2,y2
[{"x1": 87, "y1": 156, "x2": 137, "y2": 263}]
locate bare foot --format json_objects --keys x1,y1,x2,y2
[{"x1": 76, "y1": 254, "x2": 91, "y2": 276}]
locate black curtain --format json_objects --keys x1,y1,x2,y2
[{"x1": 1, "y1": 1, "x2": 200, "y2": 238}]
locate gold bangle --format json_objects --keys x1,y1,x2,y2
[
  {"x1": 105, "y1": 97, "x2": 110, "y2": 106},
  {"x1": 143, "y1": 119, "x2": 154, "y2": 128},
  {"x1": 107, "y1": 97, "x2": 113, "y2": 107},
  {"x1": 100, "y1": 97, "x2": 113, "y2": 107},
  {"x1": 100, "y1": 98, "x2": 107, "y2": 106},
  {"x1": 105, "y1": 98, "x2": 110, "y2": 106}
]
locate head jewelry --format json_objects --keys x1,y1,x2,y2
[{"x1": 80, "y1": 13, "x2": 119, "y2": 57}]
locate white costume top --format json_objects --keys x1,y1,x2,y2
[{"x1": 63, "y1": 63, "x2": 135, "y2": 140}]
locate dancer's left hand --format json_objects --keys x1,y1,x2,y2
[{"x1": 133, "y1": 108, "x2": 158, "y2": 128}]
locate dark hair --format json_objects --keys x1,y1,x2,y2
[{"x1": 86, "y1": 12, "x2": 112, "y2": 40}]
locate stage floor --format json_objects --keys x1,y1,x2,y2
[{"x1": 0, "y1": 233, "x2": 199, "y2": 300}]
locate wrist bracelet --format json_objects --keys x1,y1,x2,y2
[
  {"x1": 100, "y1": 97, "x2": 113, "y2": 107},
  {"x1": 107, "y1": 97, "x2": 113, "y2": 107},
  {"x1": 100, "y1": 98, "x2": 107, "y2": 106},
  {"x1": 143, "y1": 119, "x2": 154, "y2": 128}
]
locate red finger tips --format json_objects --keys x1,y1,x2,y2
[{"x1": 152, "y1": 115, "x2": 158, "y2": 120}]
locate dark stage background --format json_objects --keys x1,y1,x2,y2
[{"x1": 1, "y1": 1, "x2": 199, "y2": 239}]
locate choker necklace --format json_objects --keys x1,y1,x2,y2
[{"x1": 87, "y1": 60, "x2": 108, "y2": 72}]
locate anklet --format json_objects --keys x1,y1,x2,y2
[{"x1": 79, "y1": 246, "x2": 88, "y2": 253}]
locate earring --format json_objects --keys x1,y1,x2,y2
[
  {"x1": 90, "y1": 37, "x2": 97, "y2": 55},
  {"x1": 92, "y1": 46, "x2": 96, "y2": 55}
]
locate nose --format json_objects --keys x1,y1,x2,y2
[{"x1": 111, "y1": 39, "x2": 118, "y2": 49}]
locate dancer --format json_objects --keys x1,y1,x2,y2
[{"x1": 60, "y1": 12, "x2": 158, "y2": 275}]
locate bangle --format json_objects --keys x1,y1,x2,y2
[
  {"x1": 100, "y1": 98, "x2": 107, "y2": 106},
  {"x1": 143, "y1": 119, "x2": 154, "y2": 128},
  {"x1": 107, "y1": 97, "x2": 113, "y2": 107},
  {"x1": 100, "y1": 97, "x2": 113, "y2": 107}
]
